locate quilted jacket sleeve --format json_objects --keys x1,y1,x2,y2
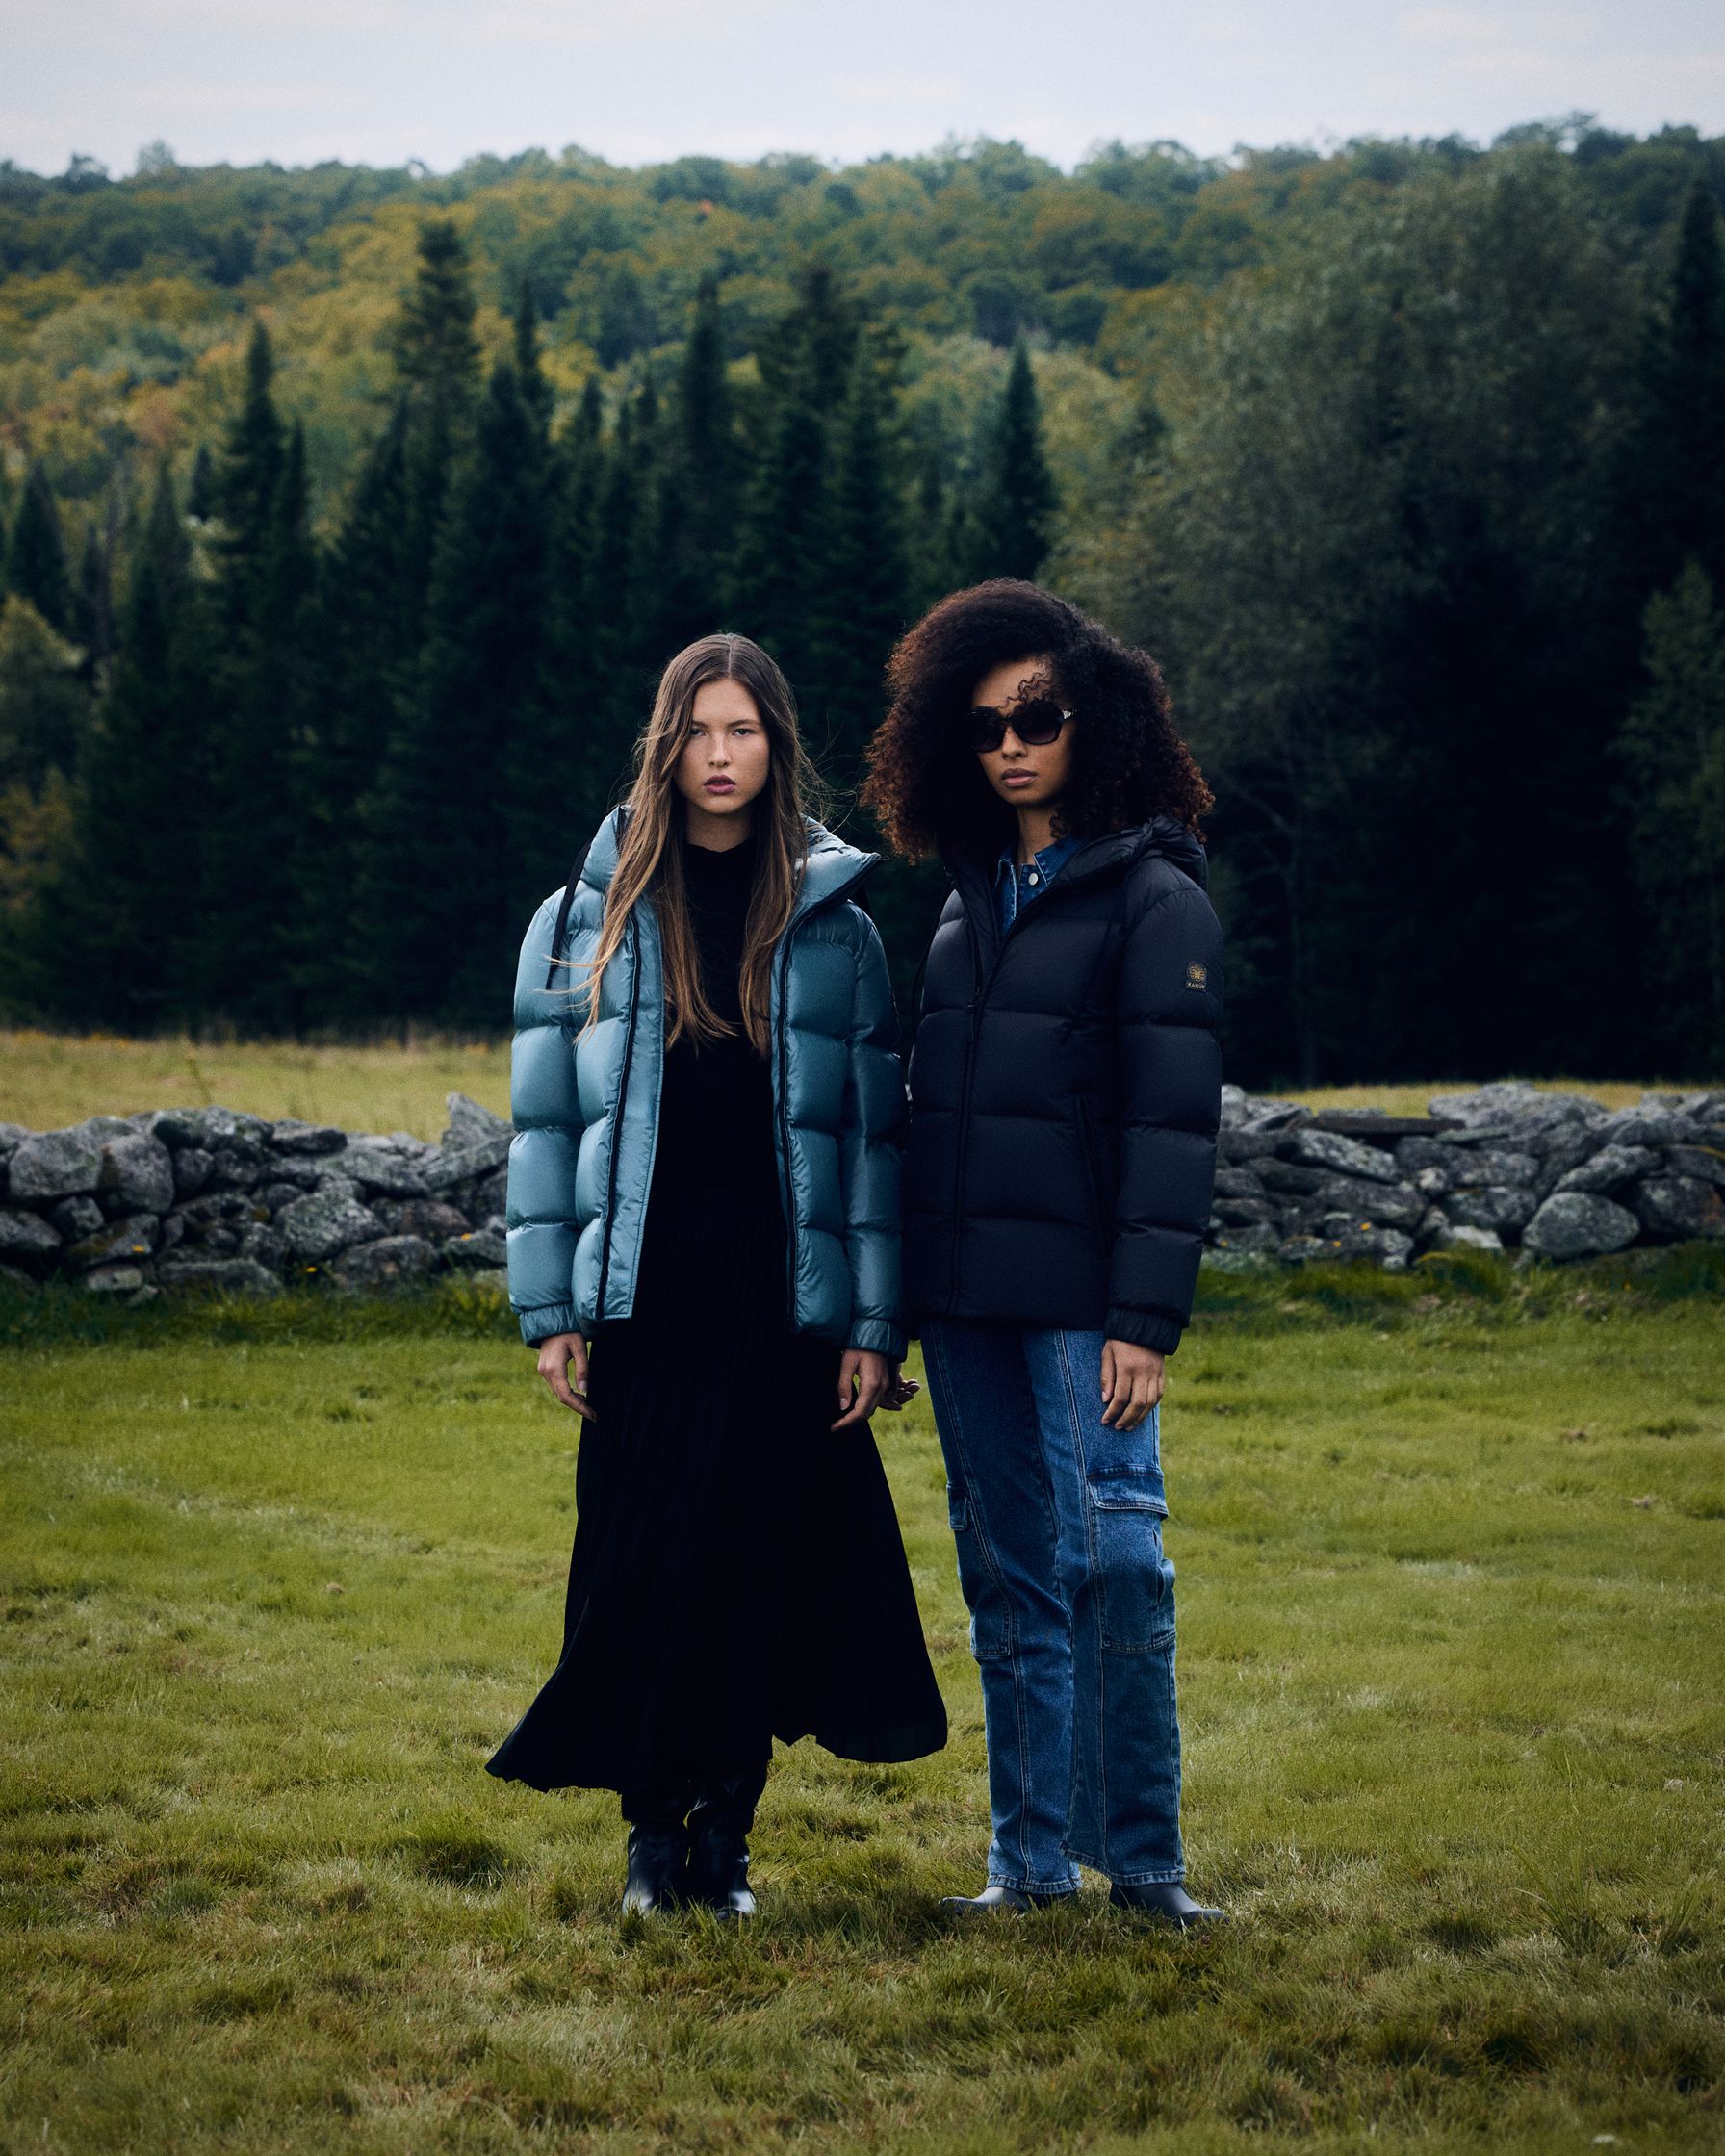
[
  {"x1": 505, "y1": 892, "x2": 587, "y2": 1348},
  {"x1": 837, "y1": 910, "x2": 908, "y2": 1361},
  {"x1": 1107, "y1": 877, "x2": 1224, "y2": 1355}
]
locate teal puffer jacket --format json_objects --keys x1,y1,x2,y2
[{"x1": 505, "y1": 810, "x2": 907, "y2": 1359}]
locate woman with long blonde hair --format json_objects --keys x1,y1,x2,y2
[{"x1": 488, "y1": 633, "x2": 945, "y2": 1917}]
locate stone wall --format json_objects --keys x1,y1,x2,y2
[
  {"x1": 0, "y1": 1094, "x2": 512, "y2": 1301},
  {"x1": 2, "y1": 1080, "x2": 1722, "y2": 1302},
  {"x1": 1207, "y1": 1080, "x2": 1725, "y2": 1270}
]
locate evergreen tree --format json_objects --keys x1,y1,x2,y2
[
  {"x1": 196, "y1": 324, "x2": 311, "y2": 1027},
  {"x1": 1650, "y1": 180, "x2": 1725, "y2": 589},
  {"x1": 186, "y1": 443, "x2": 217, "y2": 521},
  {"x1": 537, "y1": 379, "x2": 607, "y2": 847},
  {"x1": 811, "y1": 340, "x2": 910, "y2": 784},
  {"x1": 513, "y1": 283, "x2": 554, "y2": 437},
  {"x1": 361, "y1": 361, "x2": 551, "y2": 1025},
  {"x1": 37, "y1": 468, "x2": 214, "y2": 1025},
  {"x1": 644, "y1": 277, "x2": 739, "y2": 655},
  {"x1": 395, "y1": 218, "x2": 482, "y2": 629},
  {"x1": 5, "y1": 465, "x2": 71, "y2": 634},
  {"x1": 290, "y1": 406, "x2": 417, "y2": 1021},
  {"x1": 1616, "y1": 560, "x2": 1725, "y2": 1070},
  {"x1": 966, "y1": 341, "x2": 1058, "y2": 582},
  {"x1": 71, "y1": 519, "x2": 114, "y2": 686},
  {"x1": 0, "y1": 600, "x2": 87, "y2": 795}
]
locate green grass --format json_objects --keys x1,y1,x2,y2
[
  {"x1": 3, "y1": 1279, "x2": 1724, "y2": 2153},
  {"x1": 0, "y1": 1025, "x2": 1696, "y2": 1140}
]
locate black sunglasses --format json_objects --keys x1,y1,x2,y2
[{"x1": 965, "y1": 697, "x2": 1072, "y2": 755}]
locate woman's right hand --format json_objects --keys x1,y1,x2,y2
[{"x1": 536, "y1": 1332, "x2": 596, "y2": 1419}]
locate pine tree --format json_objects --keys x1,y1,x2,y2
[
  {"x1": 290, "y1": 406, "x2": 417, "y2": 1021},
  {"x1": 537, "y1": 380, "x2": 607, "y2": 848},
  {"x1": 1616, "y1": 559, "x2": 1725, "y2": 1068},
  {"x1": 811, "y1": 341, "x2": 910, "y2": 785},
  {"x1": 0, "y1": 599, "x2": 87, "y2": 795},
  {"x1": 967, "y1": 341, "x2": 1059, "y2": 583},
  {"x1": 5, "y1": 465, "x2": 71, "y2": 634},
  {"x1": 196, "y1": 324, "x2": 311, "y2": 1027},
  {"x1": 644, "y1": 277, "x2": 738, "y2": 656},
  {"x1": 186, "y1": 443, "x2": 217, "y2": 521},
  {"x1": 395, "y1": 219, "x2": 482, "y2": 630},
  {"x1": 362, "y1": 361, "x2": 551, "y2": 1025},
  {"x1": 38, "y1": 468, "x2": 214, "y2": 1025},
  {"x1": 71, "y1": 519, "x2": 114, "y2": 687},
  {"x1": 1652, "y1": 180, "x2": 1725, "y2": 588},
  {"x1": 514, "y1": 283, "x2": 554, "y2": 438}
]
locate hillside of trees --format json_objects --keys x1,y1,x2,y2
[{"x1": 0, "y1": 123, "x2": 1722, "y2": 1084}]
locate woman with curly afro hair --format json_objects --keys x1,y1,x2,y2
[{"x1": 862, "y1": 579, "x2": 1225, "y2": 1927}]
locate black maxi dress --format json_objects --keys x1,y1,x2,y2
[{"x1": 486, "y1": 834, "x2": 947, "y2": 1794}]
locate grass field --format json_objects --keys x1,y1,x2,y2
[
  {"x1": 3, "y1": 1272, "x2": 1723, "y2": 2153},
  {"x1": 0, "y1": 1027, "x2": 1699, "y2": 1139}
]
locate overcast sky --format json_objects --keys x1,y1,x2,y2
[{"x1": 5, "y1": 0, "x2": 1723, "y2": 179}]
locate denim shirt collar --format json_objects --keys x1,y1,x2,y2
[{"x1": 993, "y1": 832, "x2": 1085, "y2": 935}]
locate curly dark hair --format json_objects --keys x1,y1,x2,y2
[{"x1": 861, "y1": 580, "x2": 1213, "y2": 860}]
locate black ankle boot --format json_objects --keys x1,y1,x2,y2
[
  {"x1": 687, "y1": 1762, "x2": 767, "y2": 1919},
  {"x1": 622, "y1": 1825, "x2": 688, "y2": 1915}
]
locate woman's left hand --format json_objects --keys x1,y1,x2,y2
[
  {"x1": 1100, "y1": 1340, "x2": 1165, "y2": 1431},
  {"x1": 834, "y1": 1349, "x2": 890, "y2": 1429}
]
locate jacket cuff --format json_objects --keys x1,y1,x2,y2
[
  {"x1": 847, "y1": 1317, "x2": 907, "y2": 1360},
  {"x1": 517, "y1": 1300, "x2": 579, "y2": 1348},
  {"x1": 1105, "y1": 1306, "x2": 1185, "y2": 1356}
]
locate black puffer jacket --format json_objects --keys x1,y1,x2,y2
[{"x1": 903, "y1": 816, "x2": 1223, "y2": 1354}]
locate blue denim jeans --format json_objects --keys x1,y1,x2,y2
[{"x1": 921, "y1": 1319, "x2": 1183, "y2": 1891}]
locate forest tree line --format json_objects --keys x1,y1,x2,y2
[{"x1": 0, "y1": 128, "x2": 1722, "y2": 1082}]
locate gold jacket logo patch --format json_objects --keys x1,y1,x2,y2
[{"x1": 1185, "y1": 961, "x2": 1208, "y2": 991}]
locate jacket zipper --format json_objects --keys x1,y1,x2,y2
[{"x1": 593, "y1": 916, "x2": 641, "y2": 1323}]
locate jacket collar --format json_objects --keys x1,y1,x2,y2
[
  {"x1": 581, "y1": 808, "x2": 876, "y2": 918},
  {"x1": 947, "y1": 813, "x2": 1208, "y2": 910}
]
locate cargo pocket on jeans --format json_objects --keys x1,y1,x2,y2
[
  {"x1": 1086, "y1": 1476, "x2": 1174, "y2": 1653},
  {"x1": 947, "y1": 1486, "x2": 1010, "y2": 1661}
]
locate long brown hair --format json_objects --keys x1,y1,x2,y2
[{"x1": 579, "y1": 634, "x2": 825, "y2": 1054}]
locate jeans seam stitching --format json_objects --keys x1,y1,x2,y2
[{"x1": 1054, "y1": 1326, "x2": 1107, "y2": 1880}]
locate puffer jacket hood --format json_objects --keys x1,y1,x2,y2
[{"x1": 506, "y1": 808, "x2": 907, "y2": 1359}]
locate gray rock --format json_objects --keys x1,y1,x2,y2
[
  {"x1": 1259, "y1": 1160, "x2": 1329, "y2": 1195},
  {"x1": 257, "y1": 1180, "x2": 314, "y2": 1213},
  {"x1": 419, "y1": 1132, "x2": 513, "y2": 1191},
  {"x1": 1432, "y1": 1222, "x2": 1505, "y2": 1253},
  {"x1": 322, "y1": 1142, "x2": 430, "y2": 1197},
  {"x1": 204, "y1": 1142, "x2": 270, "y2": 1193},
  {"x1": 1523, "y1": 1193, "x2": 1641, "y2": 1260},
  {"x1": 1598, "y1": 1107, "x2": 1696, "y2": 1149},
  {"x1": 267, "y1": 1118, "x2": 348, "y2": 1155},
  {"x1": 1218, "y1": 1084, "x2": 1250, "y2": 1131},
  {"x1": 1664, "y1": 1143, "x2": 1725, "y2": 1188},
  {"x1": 1413, "y1": 1164, "x2": 1453, "y2": 1197},
  {"x1": 441, "y1": 1227, "x2": 508, "y2": 1267},
  {"x1": 0, "y1": 1208, "x2": 62, "y2": 1261},
  {"x1": 0, "y1": 1121, "x2": 36, "y2": 1154},
  {"x1": 1303, "y1": 1174, "x2": 1426, "y2": 1228},
  {"x1": 1245, "y1": 1101, "x2": 1313, "y2": 1133},
  {"x1": 442, "y1": 1092, "x2": 512, "y2": 1149},
  {"x1": 1634, "y1": 1176, "x2": 1725, "y2": 1243},
  {"x1": 1429, "y1": 1083, "x2": 1597, "y2": 1135},
  {"x1": 1395, "y1": 1135, "x2": 1453, "y2": 1174},
  {"x1": 7, "y1": 1127, "x2": 104, "y2": 1201},
  {"x1": 1554, "y1": 1143, "x2": 1656, "y2": 1195},
  {"x1": 1446, "y1": 1185, "x2": 1538, "y2": 1237},
  {"x1": 66, "y1": 1215, "x2": 160, "y2": 1270},
  {"x1": 376, "y1": 1198, "x2": 473, "y2": 1241},
  {"x1": 471, "y1": 1165, "x2": 509, "y2": 1218},
  {"x1": 277, "y1": 1182, "x2": 386, "y2": 1262},
  {"x1": 1455, "y1": 1147, "x2": 1539, "y2": 1186},
  {"x1": 1216, "y1": 1127, "x2": 1279, "y2": 1165},
  {"x1": 85, "y1": 1264, "x2": 146, "y2": 1294},
  {"x1": 173, "y1": 1147, "x2": 214, "y2": 1196},
  {"x1": 1532, "y1": 1125, "x2": 1607, "y2": 1194},
  {"x1": 1205, "y1": 1221, "x2": 1281, "y2": 1258},
  {"x1": 1281, "y1": 1224, "x2": 1414, "y2": 1269},
  {"x1": 149, "y1": 1107, "x2": 271, "y2": 1151},
  {"x1": 1212, "y1": 1166, "x2": 1267, "y2": 1199},
  {"x1": 1281, "y1": 1127, "x2": 1402, "y2": 1183},
  {"x1": 96, "y1": 1132, "x2": 175, "y2": 1214},
  {"x1": 154, "y1": 1256, "x2": 282, "y2": 1296},
  {"x1": 331, "y1": 1235, "x2": 436, "y2": 1288},
  {"x1": 48, "y1": 1194, "x2": 106, "y2": 1240},
  {"x1": 1213, "y1": 1196, "x2": 1279, "y2": 1228},
  {"x1": 157, "y1": 1213, "x2": 186, "y2": 1255},
  {"x1": 237, "y1": 1223, "x2": 287, "y2": 1270}
]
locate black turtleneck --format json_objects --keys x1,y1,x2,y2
[{"x1": 649, "y1": 834, "x2": 779, "y2": 1197}]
